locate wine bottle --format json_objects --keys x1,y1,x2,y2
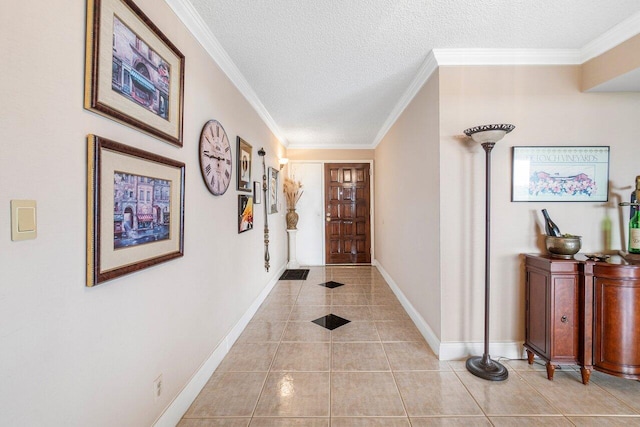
[
  {"x1": 630, "y1": 176, "x2": 640, "y2": 254},
  {"x1": 630, "y1": 210, "x2": 640, "y2": 254},
  {"x1": 631, "y1": 176, "x2": 640, "y2": 219},
  {"x1": 541, "y1": 209, "x2": 561, "y2": 237}
]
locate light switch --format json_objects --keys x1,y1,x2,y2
[
  {"x1": 11, "y1": 200, "x2": 37, "y2": 241},
  {"x1": 17, "y1": 207, "x2": 36, "y2": 232}
]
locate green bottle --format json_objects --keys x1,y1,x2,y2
[{"x1": 630, "y1": 176, "x2": 640, "y2": 254}]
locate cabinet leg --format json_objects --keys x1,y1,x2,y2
[
  {"x1": 526, "y1": 350, "x2": 534, "y2": 365},
  {"x1": 580, "y1": 367, "x2": 591, "y2": 385},
  {"x1": 546, "y1": 362, "x2": 555, "y2": 380}
]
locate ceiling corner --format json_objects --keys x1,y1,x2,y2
[
  {"x1": 371, "y1": 51, "x2": 439, "y2": 149},
  {"x1": 164, "y1": 0, "x2": 287, "y2": 145},
  {"x1": 580, "y1": 11, "x2": 640, "y2": 63}
]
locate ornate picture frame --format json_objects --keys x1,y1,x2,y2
[
  {"x1": 267, "y1": 166, "x2": 279, "y2": 214},
  {"x1": 85, "y1": 0, "x2": 185, "y2": 147},
  {"x1": 237, "y1": 136, "x2": 252, "y2": 192},
  {"x1": 238, "y1": 195, "x2": 254, "y2": 233},
  {"x1": 512, "y1": 146, "x2": 610, "y2": 202},
  {"x1": 87, "y1": 135, "x2": 185, "y2": 286}
]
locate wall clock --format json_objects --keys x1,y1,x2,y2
[{"x1": 199, "y1": 119, "x2": 232, "y2": 196}]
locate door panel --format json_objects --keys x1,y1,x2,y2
[
  {"x1": 324, "y1": 163, "x2": 371, "y2": 264},
  {"x1": 289, "y1": 163, "x2": 324, "y2": 265}
]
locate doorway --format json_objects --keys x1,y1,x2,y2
[{"x1": 324, "y1": 163, "x2": 371, "y2": 264}]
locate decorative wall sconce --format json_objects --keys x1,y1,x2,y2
[
  {"x1": 463, "y1": 123, "x2": 515, "y2": 381},
  {"x1": 279, "y1": 158, "x2": 289, "y2": 170}
]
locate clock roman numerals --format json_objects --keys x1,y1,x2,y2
[{"x1": 199, "y1": 119, "x2": 231, "y2": 196}]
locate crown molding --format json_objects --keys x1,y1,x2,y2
[
  {"x1": 433, "y1": 48, "x2": 582, "y2": 65},
  {"x1": 164, "y1": 0, "x2": 287, "y2": 146},
  {"x1": 370, "y1": 51, "x2": 439, "y2": 148},
  {"x1": 580, "y1": 11, "x2": 640, "y2": 63},
  {"x1": 286, "y1": 143, "x2": 376, "y2": 150},
  {"x1": 166, "y1": 0, "x2": 638, "y2": 150}
]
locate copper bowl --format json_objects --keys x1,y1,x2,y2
[{"x1": 545, "y1": 236, "x2": 582, "y2": 259}]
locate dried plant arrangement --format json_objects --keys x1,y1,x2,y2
[{"x1": 283, "y1": 177, "x2": 303, "y2": 210}]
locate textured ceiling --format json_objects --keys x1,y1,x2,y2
[{"x1": 181, "y1": 0, "x2": 640, "y2": 148}]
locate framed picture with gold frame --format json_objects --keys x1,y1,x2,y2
[
  {"x1": 85, "y1": 0, "x2": 185, "y2": 147},
  {"x1": 87, "y1": 135, "x2": 185, "y2": 286}
]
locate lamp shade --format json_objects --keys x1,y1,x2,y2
[{"x1": 464, "y1": 124, "x2": 515, "y2": 144}]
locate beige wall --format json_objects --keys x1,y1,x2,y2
[
  {"x1": 287, "y1": 148, "x2": 375, "y2": 161},
  {"x1": 582, "y1": 34, "x2": 640, "y2": 91},
  {"x1": 375, "y1": 71, "x2": 442, "y2": 340},
  {"x1": 0, "y1": 1, "x2": 285, "y2": 425},
  {"x1": 439, "y1": 65, "x2": 640, "y2": 345}
]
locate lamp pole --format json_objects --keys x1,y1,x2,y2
[{"x1": 463, "y1": 124, "x2": 514, "y2": 381}]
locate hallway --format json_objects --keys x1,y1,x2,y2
[{"x1": 179, "y1": 266, "x2": 640, "y2": 426}]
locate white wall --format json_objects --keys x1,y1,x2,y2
[
  {"x1": 374, "y1": 72, "x2": 442, "y2": 343},
  {"x1": 438, "y1": 65, "x2": 640, "y2": 348},
  {"x1": 374, "y1": 64, "x2": 640, "y2": 360},
  {"x1": 0, "y1": 1, "x2": 286, "y2": 425}
]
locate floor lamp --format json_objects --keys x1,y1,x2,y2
[{"x1": 463, "y1": 123, "x2": 515, "y2": 381}]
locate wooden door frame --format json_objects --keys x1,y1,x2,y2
[{"x1": 289, "y1": 159, "x2": 375, "y2": 265}]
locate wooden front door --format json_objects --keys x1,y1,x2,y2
[{"x1": 324, "y1": 163, "x2": 371, "y2": 264}]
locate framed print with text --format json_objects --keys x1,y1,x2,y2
[
  {"x1": 237, "y1": 137, "x2": 252, "y2": 192},
  {"x1": 512, "y1": 146, "x2": 610, "y2": 202},
  {"x1": 85, "y1": 0, "x2": 185, "y2": 146},
  {"x1": 87, "y1": 135, "x2": 185, "y2": 286}
]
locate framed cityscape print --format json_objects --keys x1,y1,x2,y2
[
  {"x1": 85, "y1": 0, "x2": 185, "y2": 147},
  {"x1": 238, "y1": 195, "x2": 254, "y2": 233},
  {"x1": 237, "y1": 137, "x2": 252, "y2": 192},
  {"x1": 87, "y1": 134, "x2": 185, "y2": 286},
  {"x1": 512, "y1": 146, "x2": 610, "y2": 202},
  {"x1": 267, "y1": 167, "x2": 279, "y2": 214}
]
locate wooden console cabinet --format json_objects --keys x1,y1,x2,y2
[{"x1": 524, "y1": 254, "x2": 640, "y2": 384}]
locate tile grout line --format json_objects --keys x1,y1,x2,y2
[{"x1": 247, "y1": 276, "x2": 300, "y2": 423}]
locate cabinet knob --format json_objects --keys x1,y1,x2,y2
[{"x1": 561, "y1": 315, "x2": 568, "y2": 323}]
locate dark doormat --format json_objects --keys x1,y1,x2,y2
[{"x1": 279, "y1": 269, "x2": 310, "y2": 280}]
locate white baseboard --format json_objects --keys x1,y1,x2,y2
[
  {"x1": 439, "y1": 341, "x2": 526, "y2": 361},
  {"x1": 374, "y1": 261, "x2": 443, "y2": 357},
  {"x1": 153, "y1": 264, "x2": 286, "y2": 427},
  {"x1": 374, "y1": 260, "x2": 525, "y2": 361}
]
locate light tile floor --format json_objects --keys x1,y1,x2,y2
[{"x1": 180, "y1": 266, "x2": 640, "y2": 426}]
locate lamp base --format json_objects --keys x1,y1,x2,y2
[{"x1": 466, "y1": 355, "x2": 509, "y2": 381}]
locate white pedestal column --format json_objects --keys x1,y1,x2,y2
[{"x1": 287, "y1": 229, "x2": 300, "y2": 269}]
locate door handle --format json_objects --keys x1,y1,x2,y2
[{"x1": 326, "y1": 212, "x2": 331, "y2": 222}]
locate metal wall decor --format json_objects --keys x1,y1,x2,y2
[{"x1": 258, "y1": 148, "x2": 270, "y2": 271}]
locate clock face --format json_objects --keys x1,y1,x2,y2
[{"x1": 199, "y1": 120, "x2": 232, "y2": 196}]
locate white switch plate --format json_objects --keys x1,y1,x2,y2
[{"x1": 11, "y1": 200, "x2": 37, "y2": 241}]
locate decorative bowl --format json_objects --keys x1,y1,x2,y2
[{"x1": 545, "y1": 236, "x2": 581, "y2": 259}]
